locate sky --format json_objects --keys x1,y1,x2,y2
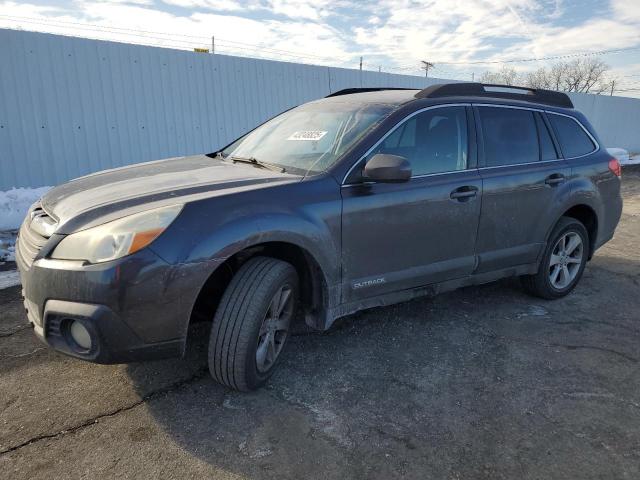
[{"x1": 1, "y1": 0, "x2": 639, "y2": 95}]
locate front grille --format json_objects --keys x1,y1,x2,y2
[{"x1": 17, "y1": 205, "x2": 57, "y2": 269}]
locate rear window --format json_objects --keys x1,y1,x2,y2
[
  {"x1": 548, "y1": 114, "x2": 596, "y2": 158},
  {"x1": 479, "y1": 107, "x2": 539, "y2": 166}
]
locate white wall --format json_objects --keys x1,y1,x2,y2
[
  {"x1": 569, "y1": 92, "x2": 640, "y2": 154},
  {"x1": 1, "y1": 29, "x2": 638, "y2": 190}
]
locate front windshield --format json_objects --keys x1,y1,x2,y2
[{"x1": 221, "y1": 101, "x2": 395, "y2": 175}]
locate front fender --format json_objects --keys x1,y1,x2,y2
[
  {"x1": 197, "y1": 213, "x2": 340, "y2": 287},
  {"x1": 150, "y1": 176, "x2": 342, "y2": 305}
]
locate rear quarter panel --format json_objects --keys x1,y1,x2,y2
[
  {"x1": 551, "y1": 109, "x2": 622, "y2": 250},
  {"x1": 565, "y1": 149, "x2": 622, "y2": 248}
]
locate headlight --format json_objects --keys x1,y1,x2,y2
[{"x1": 51, "y1": 205, "x2": 183, "y2": 264}]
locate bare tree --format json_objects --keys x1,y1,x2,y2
[
  {"x1": 526, "y1": 58, "x2": 611, "y2": 93},
  {"x1": 479, "y1": 66, "x2": 519, "y2": 85},
  {"x1": 526, "y1": 62, "x2": 569, "y2": 91},
  {"x1": 480, "y1": 57, "x2": 617, "y2": 94}
]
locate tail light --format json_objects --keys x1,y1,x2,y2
[{"x1": 608, "y1": 158, "x2": 622, "y2": 177}]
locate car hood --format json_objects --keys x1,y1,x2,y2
[{"x1": 41, "y1": 155, "x2": 298, "y2": 232}]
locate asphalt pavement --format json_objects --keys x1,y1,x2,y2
[{"x1": 1, "y1": 167, "x2": 639, "y2": 480}]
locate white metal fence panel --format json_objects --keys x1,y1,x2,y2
[
  {"x1": 568, "y1": 92, "x2": 640, "y2": 155},
  {"x1": 1, "y1": 29, "x2": 638, "y2": 190}
]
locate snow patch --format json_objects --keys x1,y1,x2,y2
[
  {"x1": 0, "y1": 270, "x2": 21, "y2": 289},
  {"x1": 0, "y1": 231, "x2": 17, "y2": 262},
  {"x1": 0, "y1": 186, "x2": 51, "y2": 261},
  {"x1": 0, "y1": 186, "x2": 52, "y2": 231},
  {"x1": 607, "y1": 148, "x2": 640, "y2": 166},
  {"x1": 628, "y1": 153, "x2": 640, "y2": 166},
  {"x1": 607, "y1": 148, "x2": 630, "y2": 164}
]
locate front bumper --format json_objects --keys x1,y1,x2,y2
[
  {"x1": 25, "y1": 297, "x2": 184, "y2": 363},
  {"x1": 17, "y1": 245, "x2": 219, "y2": 364}
]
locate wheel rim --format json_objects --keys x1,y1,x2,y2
[
  {"x1": 548, "y1": 231, "x2": 584, "y2": 290},
  {"x1": 256, "y1": 284, "x2": 294, "y2": 373}
]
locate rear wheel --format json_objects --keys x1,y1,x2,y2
[
  {"x1": 521, "y1": 217, "x2": 589, "y2": 299},
  {"x1": 208, "y1": 256, "x2": 298, "y2": 391}
]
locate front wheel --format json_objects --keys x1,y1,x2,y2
[
  {"x1": 521, "y1": 217, "x2": 589, "y2": 299},
  {"x1": 208, "y1": 256, "x2": 298, "y2": 391}
]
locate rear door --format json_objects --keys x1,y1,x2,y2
[
  {"x1": 474, "y1": 105, "x2": 571, "y2": 272},
  {"x1": 340, "y1": 105, "x2": 482, "y2": 303}
]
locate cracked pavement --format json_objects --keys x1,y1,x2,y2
[{"x1": 1, "y1": 167, "x2": 639, "y2": 479}]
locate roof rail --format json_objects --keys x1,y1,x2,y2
[
  {"x1": 325, "y1": 87, "x2": 415, "y2": 98},
  {"x1": 415, "y1": 83, "x2": 573, "y2": 108}
]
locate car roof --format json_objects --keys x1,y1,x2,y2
[{"x1": 318, "y1": 83, "x2": 574, "y2": 110}]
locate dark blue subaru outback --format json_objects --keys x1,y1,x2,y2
[{"x1": 17, "y1": 83, "x2": 622, "y2": 391}]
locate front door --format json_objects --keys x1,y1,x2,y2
[{"x1": 340, "y1": 105, "x2": 482, "y2": 304}]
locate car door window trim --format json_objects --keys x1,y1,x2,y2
[
  {"x1": 342, "y1": 103, "x2": 600, "y2": 185},
  {"x1": 473, "y1": 103, "x2": 544, "y2": 113},
  {"x1": 478, "y1": 158, "x2": 567, "y2": 171},
  {"x1": 341, "y1": 168, "x2": 473, "y2": 188},
  {"x1": 341, "y1": 103, "x2": 471, "y2": 186},
  {"x1": 473, "y1": 104, "x2": 599, "y2": 167}
]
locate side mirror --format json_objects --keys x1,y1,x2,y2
[{"x1": 363, "y1": 154, "x2": 412, "y2": 183}]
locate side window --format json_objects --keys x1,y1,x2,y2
[
  {"x1": 548, "y1": 113, "x2": 596, "y2": 158},
  {"x1": 479, "y1": 107, "x2": 539, "y2": 166},
  {"x1": 369, "y1": 106, "x2": 468, "y2": 176},
  {"x1": 535, "y1": 113, "x2": 558, "y2": 161}
]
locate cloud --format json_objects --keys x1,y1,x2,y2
[
  {"x1": 161, "y1": 0, "x2": 248, "y2": 11},
  {"x1": 0, "y1": 0, "x2": 355, "y2": 64},
  {"x1": 0, "y1": 0, "x2": 638, "y2": 82},
  {"x1": 161, "y1": 0, "x2": 333, "y2": 20},
  {"x1": 611, "y1": 0, "x2": 640, "y2": 23}
]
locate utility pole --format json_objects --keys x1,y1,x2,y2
[
  {"x1": 211, "y1": 36, "x2": 215, "y2": 54},
  {"x1": 378, "y1": 66, "x2": 381, "y2": 73},
  {"x1": 360, "y1": 56, "x2": 363, "y2": 71},
  {"x1": 421, "y1": 60, "x2": 434, "y2": 78},
  {"x1": 610, "y1": 79, "x2": 616, "y2": 96},
  {"x1": 472, "y1": 72, "x2": 475, "y2": 81}
]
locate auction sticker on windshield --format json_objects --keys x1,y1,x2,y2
[{"x1": 287, "y1": 131, "x2": 328, "y2": 141}]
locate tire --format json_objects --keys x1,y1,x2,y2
[
  {"x1": 521, "y1": 217, "x2": 589, "y2": 300},
  {"x1": 208, "y1": 256, "x2": 299, "y2": 391}
]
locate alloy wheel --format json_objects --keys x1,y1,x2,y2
[
  {"x1": 548, "y1": 231, "x2": 584, "y2": 290},
  {"x1": 256, "y1": 284, "x2": 294, "y2": 372}
]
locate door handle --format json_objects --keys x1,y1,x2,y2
[
  {"x1": 450, "y1": 186, "x2": 478, "y2": 201},
  {"x1": 545, "y1": 173, "x2": 565, "y2": 186}
]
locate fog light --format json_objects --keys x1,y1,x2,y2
[{"x1": 69, "y1": 320, "x2": 92, "y2": 350}]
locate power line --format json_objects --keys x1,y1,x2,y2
[
  {"x1": 7, "y1": 13, "x2": 640, "y2": 68},
  {"x1": 395, "y1": 45, "x2": 640, "y2": 69},
  {"x1": 0, "y1": 14, "x2": 209, "y2": 40},
  {"x1": 2, "y1": 13, "x2": 639, "y2": 82},
  {"x1": 0, "y1": 14, "x2": 353, "y2": 64},
  {"x1": 428, "y1": 46, "x2": 640, "y2": 65},
  {"x1": 2, "y1": 24, "x2": 338, "y2": 67},
  {"x1": 0, "y1": 15, "x2": 331, "y2": 61}
]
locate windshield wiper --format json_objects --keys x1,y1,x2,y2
[{"x1": 229, "y1": 155, "x2": 286, "y2": 173}]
